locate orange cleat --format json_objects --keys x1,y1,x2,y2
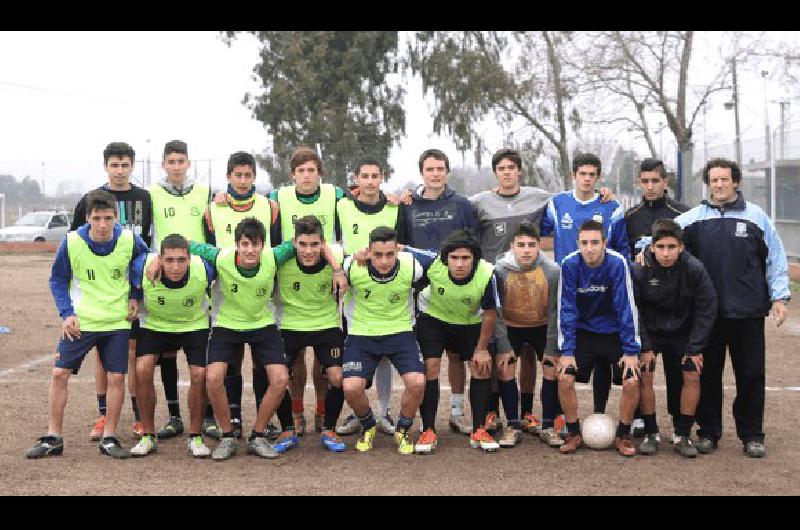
[{"x1": 90, "y1": 416, "x2": 106, "y2": 441}]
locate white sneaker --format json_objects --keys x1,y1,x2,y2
[
  {"x1": 335, "y1": 414, "x2": 361, "y2": 436},
  {"x1": 130, "y1": 435, "x2": 157, "y2": 457},
  {"x1": 188, "y1": 435, "x2": 211, "y2": 458},
  {"x1": 377, "y1": 413, "x2": 396, "y2": 435},
  {"x1": 448, "y1": 415, "x2": 472, "y2": 435},
  {"x1": 498, "y1": 426, "x2": 522, "y2": 448}
]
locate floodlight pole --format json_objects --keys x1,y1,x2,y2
[{"x1": 0, "y1": 193, "x2": 5, "y2": 229}]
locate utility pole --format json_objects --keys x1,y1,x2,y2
[
  {"x1": 762, "y1": 71, "x2": 771, "y2": 164},
  {"x1": 779, "y1": 100, "x2": 789, "y2": 159},
  {"x1": 731, "y1": 57, "x2": 742, "y2": 166}
]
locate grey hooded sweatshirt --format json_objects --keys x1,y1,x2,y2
[{"x1": 494, "y1": 249, "x2": 560, "y2": 356}]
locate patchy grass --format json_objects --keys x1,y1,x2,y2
[{"x1": 792, "y1": 281, "x2": 799, "y2": 293}]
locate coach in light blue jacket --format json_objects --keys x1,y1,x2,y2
[{"x1": 671, "y1": 158, "x2": 790, "y2": 458}]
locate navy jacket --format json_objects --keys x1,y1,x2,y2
[
  {"x1": 397, "y1": 185, "x2": 479, "y2": 251},
  {"x1": 625, "y1": 193, "x2": 688, "y2": 257},
  {"x1": 631, "y1": 247, "x2": 718, "y2": 355}
]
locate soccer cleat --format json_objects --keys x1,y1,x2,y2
[
  {"x1": 554, "y1": 415, "x2": 568, "y2": 437},
  {"x1": 90, "y1": 416, "x2": 106, "y2": 441},
  {"x1": 314, "y1": 413, "x2": 324, "y2": 433},
  {"x1": 559, "y1": 433, "x2": 582, "y2": 454},
  {"x1": 395, "y1": 430, "x2": 415, "y2": 455},
  {"x1": 377, "y1": 413, "x2": 396, "y2": 435},
  {"x1": 632, "y1": 418, "x2": 645, "y2": 438},
  {"x1": 202, "y1": 418, "x2": 222, "y2": 440},
  {"x1": 230, "y1": 418, "x2": 243, "y2": 439},
  {"x1": 638, "y1": 433, "x2": 659, "y2": 455},
  {"x1": 336, "y1": 414, "x2": 361, "y2": 436},
  {"x1": 414, "y1": 429, "x2": 438, "y2": 454},
  {"x1": 673, "y1": 436, "x2": 698, "y2": 458},
  {"x1": 99, "y1": 436, "x2": 129, "y2": 459},
  {"x1": 247, "y1": 436, "x2": 280, "y2": 459},
  {"x1": 26, "y1": 436, "x2": 64, "y2": 459},
  {"x1": 448, "y1": 415, "x2": 472, "y2": 435},
  {"x1": 211, "y1": 438, "x2": 238, "y2": 461},
  {"x1": 320, "y1": 431, "x2": 346, "y2": 453},
  {"x1": 521, "y1": 413, "x2": 542, "y2": 435},
  {"x1": 264, "y1": 422, "x2": 281, "y2": 441},
  {"x1": 187, "y1": 435, "x2": 211, "y2": 458},
  {"x1": 744, "y1": 441, "x2": 766, "y2": 458},
  {"x1": 272, "y1": 431, "x2": 300, "y2": 453},
  {"x1": 615, "y1": 436, "x2": 637, "y2": 457},
  {"x1": 483, "y1": 412, "x2": 502, "y2": 434},
  {"x1": 355, "y1": 426, "x2": 377, "y2": 452},
  {"x1": 293, "y1": 413, "x2": 307, "y2": 436},
  {"x1": 499, "y1": 426, "x2": 522, "y2": 448},
  {"x1": 695, "y1": 437, "x2": 718, "y2": 455},
  {"x1": 156, "y1": 416, "x2": 184, "y2": 440},
  {"x1": 131, "y1": 421, "x2": 145, "y2": 438},
  {"x1": 539, "y1": 428, "x2": 564, "y2": 447},
  {"x1": 470, "y1": 428, "x2": 500, "y2": 452},
  {"x1": 130, "y1": 434, "x2": 157, "y2": 457}
]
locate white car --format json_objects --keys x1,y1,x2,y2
[{"x1": 0, "y1": 211, "x2": 73, "y2": 242}]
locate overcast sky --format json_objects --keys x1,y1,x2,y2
[{"x1": 0, "y1": 31, "x2": 795, "y2": 195}]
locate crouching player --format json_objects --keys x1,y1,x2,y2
[
  {"x1": 405, "y1": 230, "x2": 500, "y2": 454},
  {"x1": 494, "y1": 222, "x2": 563, "y2": 447},
  {"x1": 27, "y1": 190, "x2": 148, "y2": 459},
  {"x1": 276, "y1": 216, "x2": 348, "y2": 453},
  {"x1": 631, "y1": 220, "x2": 717, "y2": 457},
  {"x1": 557, "y1": 220, "x2": 641, "y2": 457},
  {"x1": 342, "y1": 227, "x2": 426, "y2": 455},
  {"x1": 129, "y1": 234, "x2": 216, "y2": 458}
]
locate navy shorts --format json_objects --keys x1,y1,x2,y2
[
  {"x1": 136, "y1": 327, "x2": 210, "y2": 367},
  {"x1": 56, "y1": 329, "x2": 131, "y2": 374},
  {"x1": 415, "y1": 314, "x2": 481, "y2": 361},
  {"x1": 207, "y1": 326, "x2": 287, "y2": 368},
  {"x1": 343, "y1": 331, "x2": 424, "y2": 381},
  {"x1": 507, "y1": 325, "x2": 548, "y2": 362},
  {"x1": 281, "y1": 328, "x2": 344, "y2": 369}
]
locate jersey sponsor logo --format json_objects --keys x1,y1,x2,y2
[
  {"x1": 330, "y1": 347, "x2": 341, "y2": 359},
  {"x1": 461, "y1": 296, "x2": 474, "y2": 307},
  {"x1": 577, "y1": 284, "x2": 607, "y2": 293},
  {"x1": 648, "y1": 278, "x2": 660, "y2": 287},
  {"x1": 343, "y1": 361, "x2": 362, "y2": 372},
  {"x1": 111, "y1": 268, "x2": 122, "y2": 280},
  {"x1": 561, "y1": 213, "x2": 573, "y2": 230},
  {"x1": 183, "y1": 296, "x2": 198, "y2": 307},
  {"x1": 735, "y1": 222, "x2": 748, "y2": 238},
  {"x1": 190, "y1": 206, "x2": 202, "y2": 217},
  {"x1": 493, "y1": 222, "x2": 507, "y2": 237},
  {"x1": 388, "y1": 292, "x2": 402, "y2": 303}
]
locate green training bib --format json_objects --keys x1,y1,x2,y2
[
  {"x1": 277, "y1": 183, "x2": 336, "y2": 243},
  {"x1": 149, "y1": 183, "x2": 209, "y2": 250},
  {"x1": 336, "y1": 197, "x2": 398, "y2": 255},
  {"x1": 211, "y1": 247, "x2": 276, "y2": 330},
  {"x1": 277, "y1": 246, "x2": 343, "y2": 331},
  {"x1": 208, "y1": 194, "x2": 272, "y2": 249},
  {"x1": 345, "y1": 252, "x2": 415, "y2": 336},
  {"x1": 418, "y1": 258, "x2": 494, "y2": 325},
  {"x1": 139, "y1": 254, "x2": 209, "y2": 332}
]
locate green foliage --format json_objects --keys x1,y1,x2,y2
[{"x1": 225, "y1": 32, "x2": 405, "y2": 189}]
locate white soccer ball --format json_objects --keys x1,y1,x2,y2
[{"x1": 581, "y1": 413, "x2": 616, "y2": 450}]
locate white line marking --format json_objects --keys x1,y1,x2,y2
[{"x1": 0, "y1": 354, "x2": 54, "y2": 381}]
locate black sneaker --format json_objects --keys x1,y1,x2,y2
[
  {"x1": 744, "y1": 441, "x2": 766, "y2": 458},
  {"x1": 264, "y1": 422, "x2": 281, "y2": 441},
  {"x1": 99, "y1": 436, "x2": 129, "y2": 459},
  {"x1": 231, "y1": 418, "x2": 243, "y2": 439},
  {"x1": 695, "y1": 437, "x2": 718, "y2": 454},
  {"x1": 157, "y1": 416, "x2": 184, "y2": 439},
  {"x1": 26, "y1": 436, "x2": 64, "y2": 459}
]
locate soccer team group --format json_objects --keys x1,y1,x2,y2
[{"x1": 25, "y1": 140, "x2": 791, "y2": 462}]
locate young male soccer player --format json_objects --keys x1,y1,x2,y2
[
  {"x1": 148, "y1": 140, "x2": 212, "y2": 441},
  {"x1": 494, "y1": 222, "x2": 563, "y2": 447},
  {"x1": 71, "y1": 142, "x2": 152, "y2": 440},
  {"x1": 631, "y1": 219, "x2": 717, "y2": 457},
  {"x1": 28, "y1": 190, "x2": 148, "y2": 459},
  {"x1": 403, "y1": 230, "x2": 500, "y2": 454},
  {"x1": 129, "y1": 234, "x2": 215, "y2": 458},
  {"x1": 342, "y1": 227, "x2": 426, "y2": 455},
  {"x1": 275, "y1": 215, "x2": 348, "y2": 453},
  {"x1": 556, "y1": 220, "x2": 641, "y2": 457}
]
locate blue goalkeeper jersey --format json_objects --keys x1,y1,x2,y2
[{"x1": 540, "y1": 191, "x2": 630, "y2": 264}]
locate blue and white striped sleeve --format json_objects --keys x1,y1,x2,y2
[
  {"x1": 610, "y1": 254, "x2": 641, "y2": 356},
  {"x1": 761, "y1": 212, "x2": 791, "y2": 301},
  {"x1": 557, "y1": 257, "x2": 578, "y2": 357}
]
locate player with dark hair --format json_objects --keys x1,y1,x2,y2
[
  {"x1": 28, "y1": 189, "x2": 148, "y2": 459},
  {"x1": 71, "y1": 142, "x2": 153, "y2": 440},
  {"x1": 631, "y1": 219, "x2": 717, "y2": 457},
  {"x1": 342, "y1": 226, "x2": 426, "y2": 455},
  {"x1": 556, "y1": 220, "x2": 641, "y2": 457},
  {"x1": 403, "y1": 230, "x2": 500, "y2": 453}
]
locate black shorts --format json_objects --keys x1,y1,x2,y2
[
  {"x1": 130, "y1": 318, "x2": 141, "y2": 341},
  {"x1": 415, "y1": 314, "x2": 482, "y2": 361},
  {"x1": 648, "y1": 333, "x2": 689, "y2": 359},
  {"x1": 207, "y1": 326, "x2": 287, "y2": 368},
  {"x1": 136, "y1": 327, "x2": 210, "y2": 367},
  {"x1": 281, "y1": 328, "x2": 344, "y2": 369},
  {"x1": 507, "y1": 325, "x2": 548, "y2": 362},
  {"x1": 574, "y1": 329, "x2": 630, "y2": 385}
]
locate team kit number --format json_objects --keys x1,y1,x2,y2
[{"x1": 163, "y1": 207, "x2": 176, "y2": 218}]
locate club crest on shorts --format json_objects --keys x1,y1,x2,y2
[{"x1": 330, "y1": 347, "x2": 341, "y2": 359}]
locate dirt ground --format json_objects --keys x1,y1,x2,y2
[{"x1": 1, "y1": 253, "x2": 799, "y2": 496}]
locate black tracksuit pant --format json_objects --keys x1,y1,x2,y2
[
  {"x1": 649, "y1": 334, "x2": 689, "y2": 428},
  {"x1": 697, "y1": 318, "x2": 766, "y2": 444}
]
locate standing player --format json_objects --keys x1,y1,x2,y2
[
  {"x1": 148, "y1": 140, "x2": 211, "y2": 441},
  {"x1": 71, "y1": 142, "x2": 152, "y2": 440},
  {"x1": 275, "y1": 216, "x2": 348, "y2": 453},
  {"x1": 404, "y1": 230, "x2": 500, "y2": 454},
  {"x1": 335, "y1": 157, "x2": 400, "y2": 437},
  {"x1": 631, "y1": 220, "x2": 717, "y2": 457},
  {"x1": 541, "y1": 153, "x2": 630, "y2": 420},
  {"x1": 28, "y1": 190, "x2": 148, "y2": 459},
  {"x1": 203, "y1": 151, "x2": 279, "y2": 440},
  {"x1": 128, "y1": 234, "x2": 215, "y2": 458},
  {"x1": 342, "y1": 227, "x2": 426, "y2": 455},
  {"x1": 556, "y1": 220, "x2": 641, "y2": 457},
  {"x1": 494, "y1": 222, "x2": 563, "y2": 447}
]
